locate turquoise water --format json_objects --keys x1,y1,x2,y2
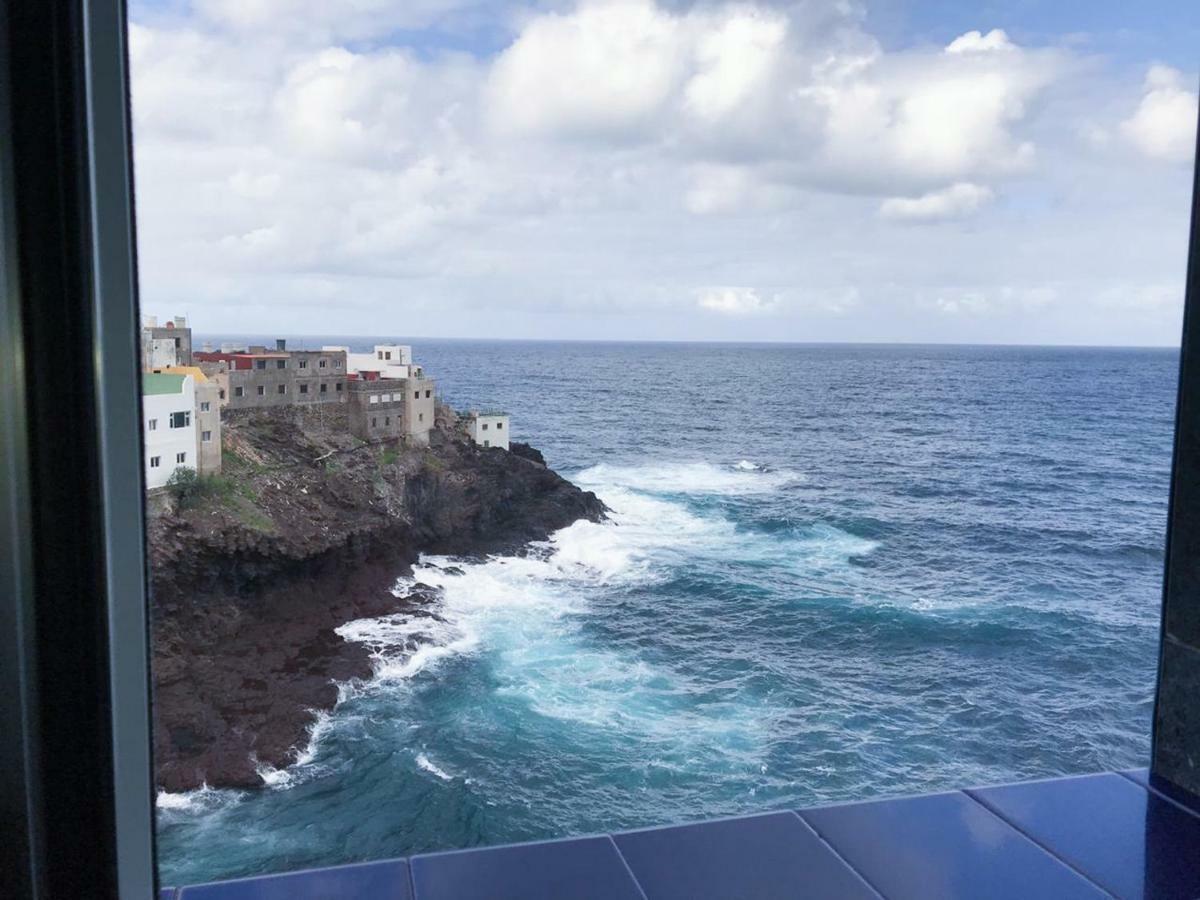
[{"x1": 157, "y1": 342, "x2": 1175, "y2": 886}]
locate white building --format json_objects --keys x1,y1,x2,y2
[
  {"x1": 467, "y1": 411, "x2": 510, "y2": 450},
  {"x1": 142, "y1": 372, "x2": 198, "y2": 489},
  {"x1": 323, "y1": 344, "x2": 415, "y2": 379}
]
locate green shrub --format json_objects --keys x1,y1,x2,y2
[
  {"x1": 380, "y1": 447, "x2": 399, "y2": 466},
  {"x1": 165, "y1": 468, "x2": 234, "y2": 510}
]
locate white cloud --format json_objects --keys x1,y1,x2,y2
[
  {"x1": 486, "y1": 0, "x2": 687, "y2": 139},
  {"x1": 124, "y1": 0, "x2": 1192, "y2": 345},
  {"x1": 944, "y1": 29, "x2": 1016, "y2": 55},
  {"x1": 1121, "y1": 65, "x2": 1198, "y2": 163},
  {"x1": 697, "y1": 286, "x2": 779, "y2": 315},
  {"x1": 880, "y1": 182, "x2": 995, "y2": 222}
]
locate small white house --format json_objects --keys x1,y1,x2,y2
[
  {"x1": 324, "y1": 344, "x2": 414, "y2": 379},
  {"x1": 467, "y1": 411, "x2": 510, "y2": 451},
  {"x1": 143, "y1": 372, "x2": 198, "y2": 489}
]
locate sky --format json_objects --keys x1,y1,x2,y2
[{"x1": 128, "y1": 0, "x2": 1199, "y2": 345}]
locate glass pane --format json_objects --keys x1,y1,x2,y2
[{"x1": 128, "y1": 0, "x2": 1199, "y2": 889}]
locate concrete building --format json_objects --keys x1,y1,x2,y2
[
  {"x1": 466, "y1": 411, "x2": 510, "y2": 450},
  {"x1": 142, "y1": 373, "x2": 197, "y2": 489},
  {"x1": 141, "y1": 315, "x2": 192, "y2": 369},
  {"x1": 194, "y1": 341, "x2": 348, "y2": 410},
  {"x1": 404, "y1": 374, "x2": 437, "y2": 446},
  {"x1": 149, "y1": 366, "x2": 222, "y2": 476},
  {"x1": 347, "y1": 379, "x2": 406, "y2": 442}
]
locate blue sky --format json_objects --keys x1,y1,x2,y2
[{"x1": 128, "y1": 0, "x2": 1198, "y2": 344}]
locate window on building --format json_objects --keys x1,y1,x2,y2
[
  {"x1": 176, "y1": 452, "x2": 187, "y2": 464},
  {"x1": 257, "y1": 385, "x2": 265, "y2": 396},
  {"x1": 381, "y1": 393, "x2": 390, "y2": 403},
  {"x1": 299, "y1": 360, "x2": 307, "y2": 368},
  {"x1": 235, "y1": 386, "x2": 244, "y2": 397},
  {"x1": 385, "y1": 416, "x2": 390, "y2": 426},
  {"x1": 425, "y1": 390, "x2": 431, "y2": 398},
  {"x1": 497, "y1": 422, "x2": 504, "y2": 430},
  {"x1": 200, "y1": 401, "x2": 210, "y2": 412},
  {"x1": 219, "y1": 390, "x2": 226, "y2": 400},
  {"x1": 150, "y1": 456, "x2": 161, "y2": 468},
  {"x1": 169, "y1": 411, "x2": 190, "y2": 429},
  {"x1": 483, "y1": 440, "x2": 490, "y2": 448},
  {"x1": 419, "y1": 413, "x2": 424, "y2": 423},
  {"x1": 336, "y1": 382, "x2": 343, "y2": 391},
  {"x1": 376, "y1": 351, "x2": 383, "y2": 360},
  {"x1": 334, "y1": 360, "x2": 342, "y2": 368},
  {"x1": 414, "y1": 391, "x2": 419, "y2": 399},
  {"x1": 319, "y1": 383, "x2": 327, "y2": 393},
  {"x1": 276, "y1": 359, "x2": 286, "y2": 369},
  {"x1": 255, "y1": 359, "x2": 266, "y2": 370},
  {"x1": 371, "y1": 417, "x2": 377, "y2": 428},
  {"x1": 370, "y1": 395, "x2": 379, "y2": 404},
  {"x1": 319, "y1": 360, "x2": 327, "y2": 368},
  {"x1": 201, "y1": 431, "x2": 212, "y2": 443},
  {"x1": 148, "y1": 418, "x2": 157, "y2": 431},
  {"x1": 299, "y1": 384, "x2": 309, "y2": 394},
  {"x1": 277, "y1": 384, "x2": 286, "y2": 394},
  {"x1": 482, "y1": 423, "x2": 488, "y2": 430},
  {"x1": 385, "y1": 351, "x2": 392, "y2": 360}
]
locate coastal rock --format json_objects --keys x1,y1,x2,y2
[{"x1": 148, "y1": 406, "x2": 605, "y2": 792}]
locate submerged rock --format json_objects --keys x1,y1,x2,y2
[{"x1": 148, "y1": 406, "x2": 604, "y2": 792}]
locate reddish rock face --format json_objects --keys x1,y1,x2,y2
[{"x1": 148, "y1": 405, "x2": 605, "y2": 792}]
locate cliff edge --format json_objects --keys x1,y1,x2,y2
[{"x1": 148, "y1": 404, "x2": 604, "y2": 792}]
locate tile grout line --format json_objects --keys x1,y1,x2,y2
[
  {"x1": 1115, "y1": 769, "x2": 1200, "y2": 822},
  {"x1": 605, "y1": 834, "x2": 650, "y2": 900},
  {"x1": 406, "y1": 856, "x2": 418, "y2": 900},
  {"x1": 961, "y1": 790, "x2": 1118, "y2": 899},
  {"x1": 787, "y1": 810, "x2": 886, "y2": 900}
]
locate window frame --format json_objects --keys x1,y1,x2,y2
[{"x1": 0, "y1": 4, "x2": 1197, "y2": 897}]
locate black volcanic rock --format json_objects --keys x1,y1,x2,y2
[
  {"x1": 147, "y1": 406, "x2": 605, "y2": 792},
  {"x1": 509, "y1": 441, "x2": 546, "y2": 466}
]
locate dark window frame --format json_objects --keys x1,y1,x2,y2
[{"x1": 0, "y1": 5, "x2": 1198, "y2": 898}]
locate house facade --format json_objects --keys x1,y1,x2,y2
[
  {"x1": 194, "y1": 341, "x2": 348, "y2": 409},
  {"x1": 142, "y1": 373, "x2": 197, "y2": 489},
  {"x1": 148, "y1": 365, "x2": 222, "y2": 476},
  {"x1": 141, "y1": 315, "x2": 192, "y2": 369},
  {"x1": 467, "y1": 411, "x2": 510, "y2": 450}
]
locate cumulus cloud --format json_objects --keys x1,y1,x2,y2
[
  {"x1": 124, "y1": 0, "x2": 1193, "y2": 344},
  {"x1": 1121, "y1": 65, "x2": 1198, "y2": 163},
  {"x1": 697, "y1": 287, "x2": 779, "y2": 315},
  {"x1": 880, "y1": 182, "x2": 995, "y2": 222}
]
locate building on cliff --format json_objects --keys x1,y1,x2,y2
[
  {"x1": 466, "y1": 411, "x2": 511, "y2": 450},
  {"x1": 142, "y1": 373, "x2": 198, "y2": 489},
  {"x1": 148, "y1": 366, "x2": 222, "y2": 476},
  {"x1": 346, "y1": 370, "x2": 437, "y2": 446},
  {"x1": 194, "y1": 339, "x2": 348, "y2": 410},
  {"x1": 141, "y1": 314, "x2": 192, "y2": 369}
]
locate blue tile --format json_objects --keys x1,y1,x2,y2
[
  {"x1": 971, "y1": 773, "x2": 1200, "y2": 899},
  {"x1": 614, "y1": 810, "x2": 878, "y2": 899},
  {"x1": 1121, "y1": 769, "x2": 1200, "y2": 821},
  {"x1": 410, "y1": 835, "x2": 644, "y2": 900},
  {"x1": 178, "y1": 859, "x2": 410, "y2": 899},
  {"x1": 799, "y1": 790, "x2": 1108, "y2": 900}
]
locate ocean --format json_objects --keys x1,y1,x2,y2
[{"x1": 156, "y1": 340, "x2": 1176, "y2": 886}]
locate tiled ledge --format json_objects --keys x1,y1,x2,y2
[{"x1": 162, "y1": 769, "x2": 1200, "y2": 899}]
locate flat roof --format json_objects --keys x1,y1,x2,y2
[{"x1": 142, "y1": 373, "x2": 185, "y2": 395}]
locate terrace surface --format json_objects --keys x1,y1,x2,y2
[{"x1": 162, "y1": 769, "x2": 1200, "y2": 899}]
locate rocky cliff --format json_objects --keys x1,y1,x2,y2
[{"x1": 148, "y1": 405, "x2": 604, "y2": 792}]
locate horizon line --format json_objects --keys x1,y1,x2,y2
[{"x1": 189, "y1": 332, "x2": 1182, "y2": 351}]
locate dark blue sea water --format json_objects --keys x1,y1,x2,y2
[{"x1": 157, "y1": 341, "x2": 1177, "y2": 887}]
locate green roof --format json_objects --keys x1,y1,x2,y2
[{"x1": 142, "y1": 373, "x2": 186, "y2": 396}]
